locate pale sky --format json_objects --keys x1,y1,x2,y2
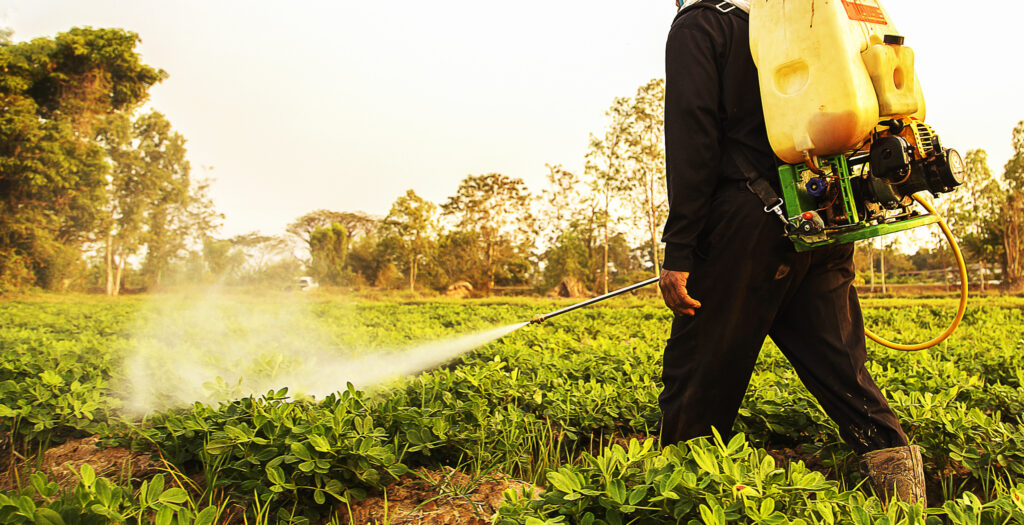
[{"x1": 3, "y1": 1, "x2": 1023, "y2": 238}]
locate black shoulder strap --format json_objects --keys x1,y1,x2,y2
[
  {"x1": 676, "y1": 1, "x2": 749, "y2": 23},
  {"x1": 728, "y1": 142, "x2": 791, "y2": 228},
  {"x1": 674, "y1": 2, "x2": 785, "y2": 228}
]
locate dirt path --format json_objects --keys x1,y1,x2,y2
[{"x1": 337, "y1": 467, "x2": 542, "y2": 525}]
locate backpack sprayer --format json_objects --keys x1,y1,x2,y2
[{"x1": 532, "y1": 0, "x2": 970, "y2": 351}]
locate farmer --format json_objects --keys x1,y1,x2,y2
[{"x1": 657, "y1": 0, "x2": 927, "y2": 504}]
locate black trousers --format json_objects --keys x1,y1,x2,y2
[{"x1": 659, "y1": 185, "x2": 908, "y2": 455}]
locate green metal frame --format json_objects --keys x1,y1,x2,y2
[{"x1": 778, "y1": 156, "x2": 939, "y2": 252}]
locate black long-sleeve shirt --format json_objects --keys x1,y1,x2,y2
[{"x1": 661, "y1": 5, "x2": 777, "y2": 272}]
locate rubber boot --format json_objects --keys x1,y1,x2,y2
[{"x1": 859, "y1": 445, "x2": 927, "y2": 506}]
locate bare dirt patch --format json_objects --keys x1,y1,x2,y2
[
  {"x1": 0, "y1": 436, "x2": 161, "y2": 491},
  {"x1": 338, "y1": 468, "x2": 542, "y2": 525},
  {"x1": 766, "y1": 445, "x2": 834, "y2": 476}
]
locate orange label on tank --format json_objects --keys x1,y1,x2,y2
[{"x1": 842, "y1": 0, "x2": 887, "y2": 25}]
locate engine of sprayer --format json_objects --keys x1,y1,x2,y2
[
  {"x1": 779, "y1": 118, "x2": 965, "y2": 250},
  {"x1": 749, "y1": 1, "x2": 965, "y2": 251}
]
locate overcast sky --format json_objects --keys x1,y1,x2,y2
[{"x1": 3, "y1": 1, "x2": 1023, "y2": 238}]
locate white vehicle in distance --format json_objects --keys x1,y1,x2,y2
[{"x1": 296, "y1": 276, "x2": 318, "y2": 291}]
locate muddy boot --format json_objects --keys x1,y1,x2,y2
[{"x1": 859, "y1": 445, "x2": 926, "y2": 506}]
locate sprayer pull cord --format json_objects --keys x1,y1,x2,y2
[{"x1": 863, "y1": 194, "x2": 969, "y2": 352}]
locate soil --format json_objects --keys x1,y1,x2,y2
[
  {"x1": 925, "y1": 459, "x2": 976, "y2": 507},
  {"x1": 765, "y1": 445, "x2": 833, "y2": 477},
  {"x1": 337, "y1": 467, "x2": 543, "y2": 525},
  {"x1": 0, "y1": 436, "x2": 161, "y2": 492}
]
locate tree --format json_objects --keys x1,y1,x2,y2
[
  {"x1": 0, "y1": 28, "x2": 164, "y2": 291},
  {"x1": 853, "y1": 242, "x2": 878, "y2": 291},
  {"x1": 605, "y1": 233, "x2": 644, "y2": 286},
  {"x1": 98, "y1": 111, "x2": 212, "y2": 294},
  {"x1": 1003, "y1": 195, "x2": 1024, "y2": 290},
  {"x1": 98, "y1": 112, "x2": 139, "y2": 295},
  {"x1": 540, "y1": 165, "x2": 605, "y2": 292},
  {"x1": 585, "y1": 81, "x2": 669, "y2": 283},
  {"x1": 441, "y1": 173, "x2": 536, "y2": 291},
  {"x1": 940, "y1": 149, "x2": 1005, "y2": 291},
  {"x1": 202, "y1": 233, "x2": 293, "y2": 285},
  {"x1": 345, "y1": 232, "x2": 387, "y2": 286},
  {"x1": 433, "y1": 230, "x2": 487, "y2": 290},
  {"x1": 287, "y1": 210, "x2": 377, "y2": 263},
  {"x1": 540, "y1": 165, "x2": 592, "y2": 242},
  {"x1": 585, "y1": 97, "x2": 632, "y2": 294},
  {"x1": 309, "y1": 223, "x2": 349, "y2": 286},
  {"x1": 380, "y1": 190, "x2": 436, "y2": 291},
  {"x1": 137, "y1": 111, "x2": 212, "y2": 289},
  {"x1": 202, "y1": 237, "x2": 247, "y2": 280},
  {"x1": 542, "y1": 229, "x2": 592, "y2": 292},
  {"x1": 621, "y1": 79, "x2": 668, "y2": 277},
  {"x1": 31, "y1": 28, "x2": 166, "y2": 130},
  {"x1": 1003, "y1": 121, "x2": 1024, "y2": 291}
]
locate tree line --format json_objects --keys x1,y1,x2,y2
[
  {"x1": 937, "y1": 125, "x2": 1024, "y2": 292},
  {"x1": 0, "y1": 27, "x2": 672, "y2": 296},
  {"x1": 2, "y1": 26, "x2": 1022, "y2": 296},
  {"x1": 225, "y1": 120, "x2": 1024, "y2": 296},
  {"x1": 214, "y1": 81, "x2": 673, "y2": 295},
  {"x1": 0, "y1": 28, "x2": 216, "y2": 295}
]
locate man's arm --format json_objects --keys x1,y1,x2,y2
[
  {"x1": 662, "y1": 13, "x2": 724, "y2": 272},
  {"x1": 660, "y1": 12, "x2": 725, "y2": 316}
]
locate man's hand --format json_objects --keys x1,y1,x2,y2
[{"x1": 660, "y1": 269, "x2": 702, "y2": 317}]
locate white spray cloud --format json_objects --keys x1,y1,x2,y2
[{"x1": 118, "y1": 292, "x2": 525, "y2": 416}]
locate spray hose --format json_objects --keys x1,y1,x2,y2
[
  {"x1": 532, "y1": 194, "x2": 968, "y2": 352},
  {"x1": 864, "y1": 194, "x2": 968, "y2": 352}
]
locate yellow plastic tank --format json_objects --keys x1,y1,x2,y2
[{"x1": 750, "y1": 0, "x2": 926, "y2": 165}]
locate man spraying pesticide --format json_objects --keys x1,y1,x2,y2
[{"x1": 531, "y1": 0, "x2": 970, "y2": 506}]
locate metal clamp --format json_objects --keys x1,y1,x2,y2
[
  {"x1": 765, "y1": 199, "x2": 793, "y2": 235},
  {"x1": 764, "y1": 199, "x2": 788, "y2": 224},
  {"x1": 715, "y1": 1, "x2": 736, "y2": 13}
]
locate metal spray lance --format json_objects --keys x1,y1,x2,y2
[{"x1": 528, "y1": 277, "x2": 661, "y2": 324}]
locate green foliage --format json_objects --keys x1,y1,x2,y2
[
  {"x1": 29, "y1": 28, "x2": 166, "y2": 118},
  {"x1": 1001, "y1": 122, "x2": 1024, "y2": 290},
  {"x1": 543, "y1": 229, "x2": 593, "y2": 291},
  {"x1": 380, "y1": 189, "x2": 437, "y2": 291},
  {"x1": 309, "y1": 223, "x2": 349, "y2": 286},
  {"x1": 433, "y1": 230, "x2": 488, "y2": 289},
  {"x1": 500, "y1": 434, "x2": 907, "y2": 525},
  {"x1": 1003, "y1": 122, "x2": 1024, "y2": 191},
  {"x1": 0, "y1": 28, "x2": 164, "y2": 292},
  {"x1": 286, "y1": 210, "x2": 382, "y2": 286},
  {"x1": 0, "y1": 468, "x2": 219, "y2": 524},
  {"x1": 98, "y1": 110, "x2": 213, "y2": 294},
  {"x1": 0, "y1": 298, "x2": 1023, "y2": 521},
  {"x1": 137, "y1": 388, "x2": 406, "y2": 522},
  {"x1": 441, "y1": 173, "x2": 536, "y2": 290}
]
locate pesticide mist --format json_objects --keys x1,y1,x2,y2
[{"x1": 119, "y1": 292, "x2": 525, "y2": 416}]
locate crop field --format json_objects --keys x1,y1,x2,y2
[{"x1": 0, "y1": 295, "x2": 1023, "y2": 524}]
